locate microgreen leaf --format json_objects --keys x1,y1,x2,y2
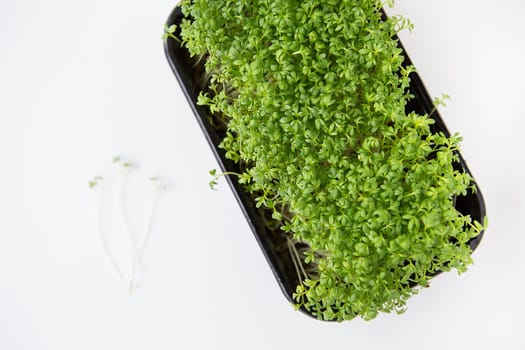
[{"x1": 88, "y1": 176, "x2": 103, "y2": 189}]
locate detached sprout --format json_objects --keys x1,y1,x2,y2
[
  {"x1": 88, "y1": 175, "x2": 123, "y2": 280},
  {"x1": 114, "y1": 156, "x2": 137, "y2": 275},
  {"x1": 89, "y1": 156, "x2": 170, "y2": 293}
]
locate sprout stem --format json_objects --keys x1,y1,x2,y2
[
  {"x1": 91, "y1": 178, "x2": 123, "y2": 279},
  {"x1": 129, "y1": 179, "x2": 163, "y2": 292},
  {"x1": 287, "y1": 236, "x2": 308, "y2": 282}
]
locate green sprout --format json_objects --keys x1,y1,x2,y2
[
  {"x1": 208, "y1": 169, "x2": 245, "y2": 190},
  {"x1": 162, "y1": 23, "x2": 180, "y2": 43},
  {"x1": 430, "y1": 93, "x2": 452, "y2": 116}
]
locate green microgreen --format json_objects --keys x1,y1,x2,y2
[
  {"x1": 208, "y1": 169, "x2": 246, "y2": 190},
  {"x1": 179, "y1": 0, "x2": 487, "y2": 321},
  {"x1": 430, "y1": 93, "x2": 451, "y2": 116},
  {"x1": 162, "y1": 23, "x2": 181, "y2": 43}
]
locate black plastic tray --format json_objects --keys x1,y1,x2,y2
[{"x1": 164, "y1": 6, "x2": 486, "y2": 318}]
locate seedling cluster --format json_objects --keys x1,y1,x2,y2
[{"x1": 178, "y1": 0, "x2": 486, "y2": 320}]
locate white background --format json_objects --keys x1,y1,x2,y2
[{"x1": 1, "y1": 0, "x2": 524, "y2": 349}]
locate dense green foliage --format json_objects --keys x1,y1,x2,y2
[{"x1": 179, "y1": 0, "x2": 486, "y2": 321}]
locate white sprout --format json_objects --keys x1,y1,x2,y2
[{"x1": 89, "y1": 176, "x2": 124, "y2": 279}]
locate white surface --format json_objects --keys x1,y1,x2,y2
[{"x1": 1, "y1": 1, "x2": 524, "y2": 349}]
